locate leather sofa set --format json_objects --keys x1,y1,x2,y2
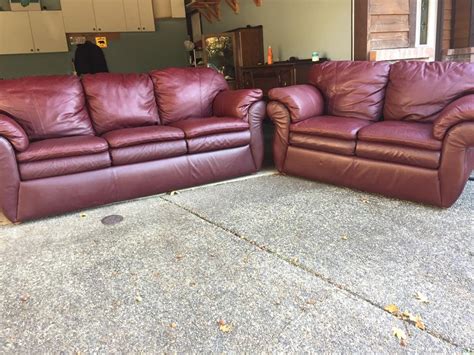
[{"x1": 0, "y1": 61, "x2": 472, "y2": 222}]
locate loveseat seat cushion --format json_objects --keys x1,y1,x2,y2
[
  {"x1": 16, "y1": 136, "x2": 109, "y2": 163},
  {"x1": 0, "y1": 75, "x2": 94, "y2": 140},
  {"x1": 308, "y1": 61, "x2": 391, "y2": 121},
  {"x1": 187, "y1": 131, "x2": 251, "y2": 154},
  {"x1": 355, "y1": 141, "x2": 440, "y2": 169},
  {"x1": 109, "y1": 141, "x2": 187, "y2": 166},
  {"x1": 19, "y1": 152, "x2": 111, "y2": 181},
  {"x1": 150, "y1": 67, "x2": 228, "y2": 124},
  {"x1": 102, "y1": 126, "x2": 185, "y2": 148},
  {"x1": 290, "y1": 116, "x2": 372, "y2": 140},
  {"x1": 169, "y1": 117, "x2": 249, "y2": 139},
  {"x1": 357, "y1": 121, "x2": 442, "y2": 151},
  {"x1": 383, "y1": 61, "x2": 474, "y2": 122},
  {"x1": 82, "y1": 73, "x2": 160, "y2": 134}
]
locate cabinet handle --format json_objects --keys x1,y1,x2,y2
[
  {"x1": 98, "y1": 28, "x2": 102, "y2": 31},
  {"x1": 138, "y1": 27, "x2": 141, "y2": 30},
  {"x1": 93, "y1": 27, "x2": 96, "y2": 31},
  {"x1": 37, "y1": 49, "x2": 40, "y2": 52},
  {"x1": 30, "y1": 49, "x2": 34, "y2": 52},
  {"x1": 142, "y1": 27, "x2": 146, "y2": 30}
]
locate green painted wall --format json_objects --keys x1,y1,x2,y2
[
  {"x1": 202, "y1": 0, "x2": 353, "y2": 61},
  {"x1": 0, "y1": 0, "x2": 189, "y2": 79}
]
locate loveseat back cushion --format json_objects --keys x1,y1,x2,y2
[
  {"x1": 150, "y1": 67, "x2": 228, "y2": 124},
  {"x1": 383, "y1": 61, "x2": 474, "y2": 122},
  {"x1": 0, "y1": 75, "x2": 94, "y2": 140},
  {"x1": 308, "y1": 61, "x2": 391, "y2": 121},
  {"x1": 82, "y1": 73, "x2": 160, "y2": 134}
]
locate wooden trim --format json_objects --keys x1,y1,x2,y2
[
  {"x1": 409, "y1": 0, "x2": 418, "y2": 46},
  {"x1": 354, "y1": 0, "x2": 369, "y2": 60},
  {"x1": 436, "y1": 0, "x2": 445, "y2": 60},
  {"x1": 369, "y1": 46, "x2": 435, "y2": 61},
  {"x1": 451, "y1": 0, "x2": 456, "y2": 48},
  {"x1": 470, "y1": 0, "x2": 474, "y2": 46}
]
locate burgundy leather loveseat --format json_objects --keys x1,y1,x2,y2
[
  {"x1": 0, "y1": 68, "x2": 264, "y2": 222},
  {"x1": 268, "y1": 61, "x2": 474, "y2": 207}
]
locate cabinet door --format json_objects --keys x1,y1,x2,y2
[
  {"x1": 29, "y1": 11, "x2": 68, "y2": 53},
  {"x1": 124, "y1": 0, "x2": 141, "y2": 31},
  {"x1": 138, "y1": 0, "x2": 155, "y2": 31},
  {"x1": 153, "y1": 0, "x2": 171, "y2": 18},
  {"x1": 0, "y1": 12, "x2": 35, "y2": 55},
  {"x1": 170, "y1": 0, "x2": 185, "y2": 18},
  {"x1": 61, "y1": 0, "x2": 97, "y2": 33},
  {"x1": 93, "y1": 0, "x2": 127, "y2": 32}
]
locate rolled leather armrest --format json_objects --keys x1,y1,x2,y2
[
  {"x1": 248, "y1": 101, "x2": 266, "y2": 170},
  {"x1": 0, "y1": 137, "x2": 21, "y2": 222},
  {"x1": 433, "y1": 95, "x2": 474, "y2": 140},
  {"x1": 0, "y1": 113, "x2": 29, "y2": 152},
  {"x1": 267, "y1": 101, "x2": 291, "y2": 172},
  {"x1": 268, "y1": 84, "x2": 324, "y2": 123},
  {"x1": 213, "y1": 89, "x2": 263, "y2": 120}
]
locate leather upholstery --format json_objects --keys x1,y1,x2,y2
[
  {"x1": 356, "y1": 141, "x2": 440, "y2": 169},
  {"x1": 19, "y1": 152, "x2": 111, "y2": 180},
  {"x1": 248, "y1": 101, "x2": 266, "y2": 170},
  {"x1": 16, "y1": 136, "x2": 108, "y2": 163},
  {"x1": 110, "y1": 141, "x2": 187, "y2": 166},
  {"x1": 170, "y1": 117, "x2": 249, "y2": 138},
  {"x1": 0, "y1": 113, "x2": 29, "y2": 152},
  {"x1": 82, "y1": 73, "x2": 160, "y2": 134},
  {"x1": 291, "y1": 116, "x2": 372, "y2": 140},
  {"x1": 358, "y1": 121, "x2": 442, "y2": 151},
  {"x1": 268, "y1": 85, "x2": 324, "y2": 123},
  {"x1": 289, "y1": 133, "x2": 356, "y2": 156},
  {"x1": 102, "y1": 126, "x2": 184, "y2": 148},
  {"x1": 0, "y1": 75, "x2": 94, "y2": 140},
  {"x1": 0, "y1": 137, "x2": 20, "y2": 222},
  {"x1": 433, "y1": 94, "x2": 474, "y2": 140},
  {"x1": 150, "y1": 67, "x2": 228, "y2": 124},
  {"x1": 308, "y1": 61, "x2": 390, "y2": 121},
  {"x1": 213, "y1": 89, "x2": 263, "y2": 120},
  {"x1": 187, "y1": 131, "x2": 251, "y2": 154},
  {"x1": 267, "y1": 101, "x2": 291, "y2": 172},
  {"x1": 384, "y1": 61, "x2": 474, "y2": 122}
]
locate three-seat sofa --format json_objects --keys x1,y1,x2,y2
[
  {"x1": 0, "y1": 67, "x2": 264, "y2": 222},
  {"x1": 267, "y1": 60, "x2": 474, "y2": 207}
]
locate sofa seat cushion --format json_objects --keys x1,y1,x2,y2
[
  {"x1": 356, "y1": 141, "x2": 440, "y2": 169},
  {"x1": 19, "y1": 152, "x2": 111, "y2": 180},
  {"x1": 16, "y1": 136, "x2": 108, "y2": 163},
  {"x1": 188, "y1": 131, "x2": 251, "y2": 154},
  {"x1": 110, "y1": 140, "x2": 187, "y2": 166},
  {"x1": 289, "y1": 133, "x2": 356, "y2": 156},
  {"x1": 102, "y1": 126, "x2": 185, "y2": 149},
  {"x1": 169, "y1": 117, "x2": 249, "y2": 139},
  {"x1": 290, "y1": 116, "x2": 372, "y2": 140},
  {"x1": 358, "y1": 121, "x2": 442, "y2": 151}
]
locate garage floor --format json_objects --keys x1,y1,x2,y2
[{"x1": 0, "y1": 174, "x2": 472, "y2": 352}]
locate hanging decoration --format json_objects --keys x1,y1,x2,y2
[{"x1": 187, "y1": 0, "x2": 262, "y2": 23}]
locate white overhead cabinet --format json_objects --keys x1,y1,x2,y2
[
  {"x1": 61, "y1": 0, "x2": 155, "y2": 33},
  {"x1": 153, "y1": 0, "x2": 185, "y2": 18},
  {"x1": 0, "y1": 11, "x2": 68, "y2": 55}
]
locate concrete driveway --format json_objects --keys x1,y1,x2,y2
[{"x1": 0, "y1": 174, "x2": 472, "y2": 352}]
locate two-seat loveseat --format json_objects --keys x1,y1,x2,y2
[
  {"x1": 268, "y1": 60, "x2": 474, "y2": 207},
  {"x1": 0, "y1": 68, "x2": 264, "y2": 222}
]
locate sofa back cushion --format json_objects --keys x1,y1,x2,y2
[
  {"x1": 150, "y1": 67, "x2": 228, "y2": 124},
  {"x1": 82, "y1": 73, "x2": 160, "y2": 134},
  {"x1": 0, "y1": 75, "x2": 94, "y2": 140},
  {"x1": 308, "y1": 61, "x2": 391, "y2": 121},
  {"x1": 383, "y1": 61, "x2": 474, "y2": 122}
]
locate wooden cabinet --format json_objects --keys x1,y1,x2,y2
[
  {"x1": 0, "y1": 11, "x2": 67, "y2": 55},
  {"x1": 153, "y1": 0, "x2": 185, "y2": 18},
  {"x1": 29, "y1": 11, "x2": 68, "y2": 53},
  {"x1": 170, "y1": 0, "x2": 185, "y2": 18},
  {"x1": 61, "y1": 0, "x2": 155, "y2": 33},
  {"x1": 0, "y1": 12, "x2": 34, "y2": 55}
]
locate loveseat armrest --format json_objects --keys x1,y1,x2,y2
[
  {"x1": 268, "y1": 84, "x2": 324, "y2": 123},
  {"x1": 433, "y1": 95, "x2": 474, "y2": 140},
  {"x1": 0, "y1": 137, "x2": 21, "y2": 222},
  {"x1": 213, "y1": 89, "x2": 263, "y2": 121},
  {"x1": 0, "y1": 113, "x2": 29, "y2": 152}
]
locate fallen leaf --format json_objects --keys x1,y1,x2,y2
[
  {"x1": 393, "y1": 327, "x2": 407, "y2": 345},
  {"x1": 219, "y1": 323, "x2": 233, "y2": 333},
  {"x1": 19, "y1": 293, "x2": 30, "y2": 302},
  {"x1": 176, "y1": 254, "x2": 185, "y2": 261},
  {"x1": 306, "y1": 298, "x2": 317, "y2": 305},
  {"x1": 135, "y1": 293, "x2": 142, "y2": 303},
  {"x1": 415, "y1": 292, "x2": 429, "y2": 304},
  {"x1": 361, "y1": 198, "x2": 370, "y2": 204},
  {"x1": 341, "y1": 235, "x2": 348, "y2": 240},
  {"x1": 414, "y1": 315, "x2": 426, "y2": 330},
  {"x1": 169, "y1": 322, "x2": 177, "y2": 329},
  {"x1": 384, "y1": 304, "x2": 399, "y2": 315},
  {"x1": 80, "y1": 213, "x2": 87, "y2": 218},
  {"x1": 168, "y1": 191, "x2": 179, "y2": 196}
]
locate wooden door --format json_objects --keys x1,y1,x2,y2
[
  {"x1": 29, "y1": 11, "x2": 68, "y2": 53},
  {"x1": 124, "y1": 0, "x2": 142, "y2": 31},
  {"x1": 0, "y1": 12, "x2": 35, "y2": 55},
  {"x1": 138, "y1": 0, "x2": 156, "y2": 31},
  {"x1": 61, "y1": 0, "x2": 97, "y2": 33},
  {"x1": 93, "y1": 0, "x2": 127, "y2": 32}
]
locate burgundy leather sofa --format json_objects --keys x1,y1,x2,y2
[
  {"x1": 0, "y1": 68, "x2": 264, "y2": 222},
  {"x1": 267, "y1": 61, "x2": 474, "y2": 207}
]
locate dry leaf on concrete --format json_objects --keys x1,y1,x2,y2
[
  {"x1": 218, "y1": 320, "x2": 233, "y2": 333},
  {"x1": 384, "y1": 304, "x2": 400, "y2": 315},
  {"x1": 393, "y1": 327, "x2": 407, "y2": 345},
  {"x1": 415, "y1": 292, "x2": 429, "y2": 304}
]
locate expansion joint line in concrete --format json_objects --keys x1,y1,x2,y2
[{"x1": 160, "y1": 197, "x2": 464, "y2": 350}]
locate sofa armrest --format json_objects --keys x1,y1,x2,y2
[
  {"x1": 433, "y1": 95, "x2": 474, "y2": 140},
  {"x1": 0, "y1": 137, "x2": 21, "y2": 222},
  {"x1": 267, "y1": 101, "x2": 291, "y2": 172},
  {"x1": 268, "y1": 84, "x2": 324, "y2": 123},
  {"x1": 213, "y1": 89, "x2": 263, "y2": 121},
  {"x1": 0, "y1": 113, "x2": 29, "y2": 152}
]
